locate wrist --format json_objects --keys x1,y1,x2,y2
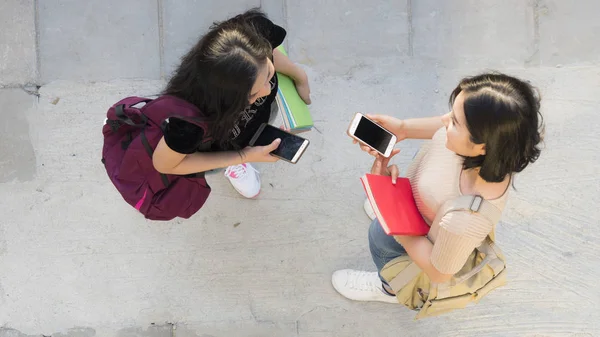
[
  {"x1": 395, "y1": 119, "x2": 407, "y2": 141},
  {"x1": 237, "y1": 149, "x2": 248, "y2": 165},
  {"x1": 290, "y1": 65, "x2": 307, "y2": 84}
]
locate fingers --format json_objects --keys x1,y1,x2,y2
[
  {"x1": 388, "y1": 165, "x2": 400, "y2": 184},
  {"x1": 296, "y1": 82, "x2": 312, "y2": 105},
  {"x1": 302, "y1": 94, "x2": 312, "y2": 105},
  {"x1": 353, "y1": 138, "x2": 390, "y2": 158},
  {"x1": 358, "y1": 143, "x2": 378, "y2": 156},
  {"x1": 365, "y1": 114, "x2": 385, "y2": 123},
  {"x1": 370, "y1": 156, "x2": 384, "y2": 175},
  {"x1": 266, "y1": 138, "x2": 281, "y2": 152},
  {"x1": 380, "y1": 149, "x2": 400, "y2": 166}
]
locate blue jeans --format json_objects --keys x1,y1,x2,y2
[{"x1": 368, "y1": 218, "x2": 408, "y2": 285}]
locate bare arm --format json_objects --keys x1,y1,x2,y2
[
  {"x1": 401, "y1": 114, "x2": 446, "y2": 140},
  {"x1": 394, "y1": 235, "x2": 453, "y2": 284},
  {"x1": 273, "y1": 48, "x2": 311, "y2": 104},
  {"x1": 152, "y1": 136, "x2": 282, "y2": 175},
  {"x1": 273, "y1": 48, "x2": 305, "y2": 82},
  {"x1": 363, "y1": 114, "x2": 446, "y2": 147},
  {"x1": 152, "y1": 137, "x2": 243, "y2": 175}
]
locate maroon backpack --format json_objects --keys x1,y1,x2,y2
[{"x1": 101, "y1": 95, "x2": 213, "y2": 221}]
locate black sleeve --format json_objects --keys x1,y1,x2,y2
[
  {"x1": 162, "y1": 118, "x2": 205, "y2": 154},
  {"x1": 250, "y1": 16, "x2": 287, "y2": 48}
]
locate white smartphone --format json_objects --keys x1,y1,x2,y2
[
  {"x1": 249, "y1": 123, "x2": 310, "y2": 164},
  {"x1": 347, "y1": 113, "x2": 397, "y2": 157}
]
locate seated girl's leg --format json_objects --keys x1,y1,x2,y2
[{"x1": 368, "y1": 218, "x2": 407, "y2": 285}]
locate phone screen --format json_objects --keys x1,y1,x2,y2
[
  {"x1": 355, "y1": 117, "x2": 393, "y2": 153},
  {"x1": 253, "y1": 125, "x2": 307, "y2": 161}
]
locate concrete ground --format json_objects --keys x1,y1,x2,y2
[{"x1": 1, "y1": 1, "x2": 599, "y2": 336}]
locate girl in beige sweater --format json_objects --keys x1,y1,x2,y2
[{"x1": 332, "y1": 73, "x2": 544, "y2": 303}]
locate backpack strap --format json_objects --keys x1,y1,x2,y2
[
  {"x1": 118, "y1": 97, "x2": 153, "y2": 107},
  {"x1": 139, "y1": 129, "x2": 170, "y2": 188},
  {"x1": 113, "y1": 97, "x2": 153, "y2": 127},
  {"x1": 115, "y1": 104, "x2": 147, "y2": 127},
  {"x1": 445, "y1": 195, "x2": 502, "y2": 226},
  {"x1": 387, "y1": 260, "x2": 422, "y2": 291}
]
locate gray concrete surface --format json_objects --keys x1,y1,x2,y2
[
  {"x1": 0, "y1": 0, "x2": 37, "y2": 87},
  {"x1": 10, "y1": 0, "x2": 287, "y2": 84},
  {"x1": 162, "y1": 0, "x2": 262, "y2": 78},
  {"x1": 538, "y1": 0, "x2": 600, "y2": 66},
  {"x1": 0, "y1": 89, "x2": 36, "y2": 183},
  {"x1": 1, "y1": 1, "x2": 600, "y2": 337},
  {"x1": 37, "y1": 0, "x2": 161, "y2": 82}
]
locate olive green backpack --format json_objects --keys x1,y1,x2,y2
[{"x1": 380, "y1": 195, "x2": 507, "y2": 319}]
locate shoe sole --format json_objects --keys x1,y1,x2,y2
[{"x1": 230, "y1": 184, "x2": 261, "y2": 199}]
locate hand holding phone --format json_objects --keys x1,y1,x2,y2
[
  {"x1": 242, "y1": 138, "x2": 282, "y2": 163},
  {"x1": 249, "y1": 123, "x2": 310, "y2": 164},
  {"x1": 347, "y1": 113, "x2": 397, "y2": 157}
]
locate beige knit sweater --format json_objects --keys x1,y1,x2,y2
[{"x1": 399, "y1": 127, "x2": 509, "y2": 275}]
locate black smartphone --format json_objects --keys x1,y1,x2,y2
[{"x1": 249, "y1": 124, "x2": 310, "y2": 164}]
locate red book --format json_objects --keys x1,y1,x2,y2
[{"x1": 360, "y1": 174, "x2": 430, "y2": 236}]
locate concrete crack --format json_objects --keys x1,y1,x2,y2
[
  {"x1": 157, "y1": 0, "x2": 166, "y2": 78},
  {"x1": 21, "y1": 83, "x2": 41, "y2": 98},
  {"x1": 526, "y1": 0, "x2": 541, "y2": 67},
  {"x1": 407, "y1": 0, "x2": 414, "y2": 57}
]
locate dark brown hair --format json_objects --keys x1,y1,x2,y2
[
  {"x1": 164, "y1": 9, "x2": 273, "y2": 149},
  {"x1": 449, "y1": 73, "x2": 544, "y2": 182}
]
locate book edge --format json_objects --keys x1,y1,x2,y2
[
  {"x1": 361, "y1": 175, "x2": 392, "y2": 234},
  {"x1": 276, "y1": 94, "x2": 292, "y2": 130},
  {"x1": 276, "y1": 86, "x2": 297, "y2": 128}
]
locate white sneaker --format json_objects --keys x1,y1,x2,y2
[
  {"x1": 364, "y1": 199, "x2": 376, "y2": 221},
  {"x1": 224, "y1": 163, "x2": 261, "y2": 198},
  {"x1": 331, "y1": 269, "x2": 398, "y2": 304}
]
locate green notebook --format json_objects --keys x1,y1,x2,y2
[{"x1": 275, "y1": 45, "x2": 313, "y2": 132}]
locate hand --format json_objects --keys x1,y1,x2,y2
[
  {"x1": 242, "y1": 139, "x2": 281, "y2": 163},
  {"x1": 293, "y1": 70, "x2": 311, "y2": 105},
  {"x1": 370, "y1": 149, "x2": 401, "y2": 184}
]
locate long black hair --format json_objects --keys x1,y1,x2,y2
[
  {"x1": 164, "y1": 9, "x2": 273, "y2": 149},
  {"x1": 449, "y1": 73, "x2": 544, "y2": 183}
]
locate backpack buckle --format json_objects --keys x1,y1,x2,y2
[{"x1": 469, "y1": 196, "x2": 483, "y2": 213}]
